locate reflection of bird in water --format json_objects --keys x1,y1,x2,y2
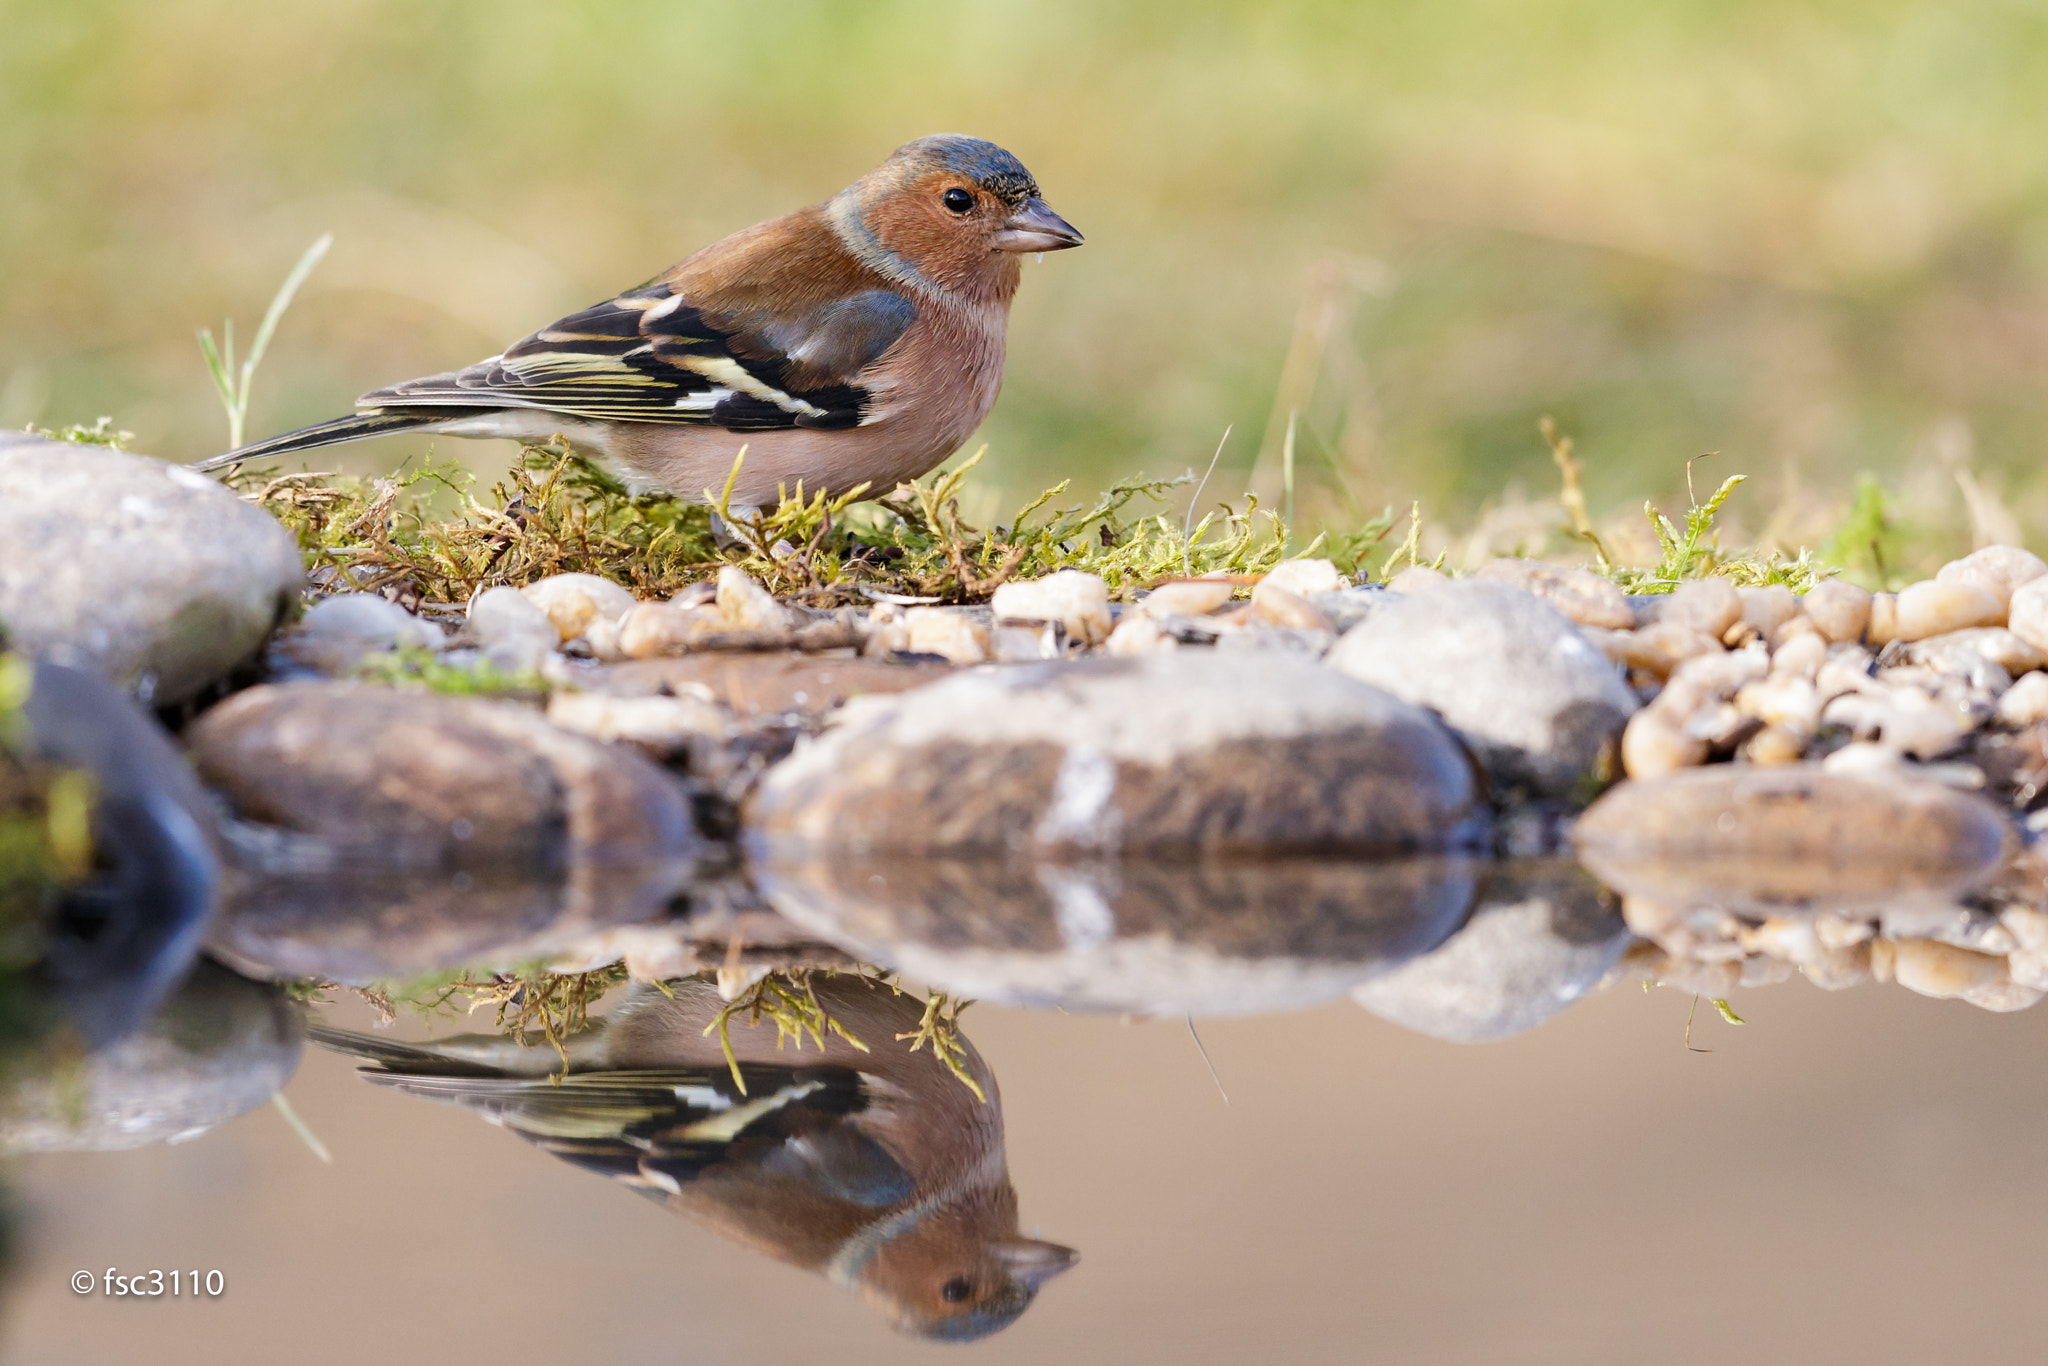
[{"x1": 310, "y1": 975, "x2": 1074, "y2": 1339}]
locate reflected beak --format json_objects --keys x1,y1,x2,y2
[
  {"x1": 993, "y1": 197, "x2": 1084, "y2": 252},
  {"x1": 995, "y1": 1239, "x2": 1080, "y2": 1289}
]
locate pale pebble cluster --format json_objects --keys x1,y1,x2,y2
[{"x1": 1592, "y1": 545, "x2": 2048, "y2": 779}]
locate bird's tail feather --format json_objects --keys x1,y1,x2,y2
[{"x1": 187, "y1": 409, "x2": 473, "y2": 473}]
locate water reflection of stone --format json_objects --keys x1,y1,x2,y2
[
  {"x1": 1353, "y1": 860, "x2": 1630, "y2": 1041},
  {"x1": 1573, "y1": 766, "x2": 2048, "y2": 1011},
  {"x1": 1, "y1": 960, "x2": 300, "y2": 1152},
  {"x1": 312, "y1": 976, "x2": 1074, "y2": 1340},
  {"x1": 757, "y1": 856, "x2": 1480, "y2": 1014}
]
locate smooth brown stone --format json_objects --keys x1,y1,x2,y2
[{"x1": 1573, "y1": 764, "x2": 2011, "y2": 910}]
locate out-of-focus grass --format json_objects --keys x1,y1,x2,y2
[{"x1": 6, "y1": 1, "x2": 2048, "y2": 565}]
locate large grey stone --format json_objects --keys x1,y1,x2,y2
[
  {"x1": 745, "y1": 653, "x2": 1485, "y2": 858},
  {"x1": 1351, "y1": 860, "x2": 1630, "y2": 1041},
  {"x1": 0, "y1": 434, "x2": 303, "y2": 702},
  {"x1": 1324, "y1": 578, "x2": 1637, "y2": 798}
]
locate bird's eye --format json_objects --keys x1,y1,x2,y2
[
  {"x1": 942, "y1": 187, "x2": 974, "y2": 213},
  {"x1": 941, "y1": 1277, "x2": 974, "y2": 1303}
]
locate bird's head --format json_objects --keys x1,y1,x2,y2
[
  {"x1": 831, "y1": 135, "x2": 1083, "y2": 300},
  {"x1": 835, "y1": 1181, "x2": 1078, "y2": 1341}
]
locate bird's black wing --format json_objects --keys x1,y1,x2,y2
[
  {"x1": 361, "y1": 283, "x2": 916, "y2": 433},
  {"x1": 352, "y1": 1059, "x2": 911, "y2": 1203}
]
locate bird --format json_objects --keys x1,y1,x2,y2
[
  {"x1": 190, "y1": 135, "x2": 1083, "y2": 513},
  {"x1": 309, "y1": 974, "x2": 1076, "y2": 1339}
]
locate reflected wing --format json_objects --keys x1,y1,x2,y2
[
  {"x1": 355, "y1": 1061, "x2": 910, "y2": 1202},
  {"x1": 362, "y1": 283, "x2": 915, "y2": 433}
]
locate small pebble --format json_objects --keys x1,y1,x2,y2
[
  {"x1": 1662, "y1": 578, "x2": 1742, "y2": 637},
  {"x1": 1607, "y1": 621, "x2": 1723, "y2": 679},
  {"x1": 716, "y1": 566, "x2": 793, "y2": 632},
  {"x1": 1892, "y1": 579, "x2": 2004, "y2": 642},
  {"x1": 1249, "y1": 580, "x2": 1335, "y2": 632},
  {"x1": 1866, "y1": 592, "x2": 1899, "y2": 645},
  {"x1": 1105, "y1": 614, "x2": 1179, "y2": 656},
  {"x1": 1800, "y1": 580, "x2": 1872, "y2": 644},
  {"x1": 1139, "y1": 580, "x2": 1235, "y2": 618},
  {"x1": 1738, "y1": 585, "x2": 1799, "y2": 638},
  {"x1": 1474, "y1": 557, "x2": 1636, "y2": 630},
  {"x1": 1621, "y1": 707, "x2": 1707, "y2": 777},
  {"x1": 1740, "y1": 722, "x2": 1807, "y2": 765},
  {"x1": 1735, "y1": 676, "x2": 1822, "y2": 733},
  {"x1": 616, "y1": 601, "x2": 705, "y2": 658},
  {"x1": 1385, "y1": 565, "x2": 1449, "y2": 594},
  {"x1": 1769, "y1": 631, "x2": 1827, "y2": 680},
  {"x1": 1995, "y1": 670, "x2": 2048, "y2": 726},
  {"x1": 522, "y1": 573, "x2": 637, "y2": 642},
  {"x1": 1934, "y1": 544, "x2": 2048, "y2": 610},
  {"x1": 467, "y1": 585, "x2": 559, "y2": 649},
  {"x1": 990, "y1": 569, "x2": 1113, "y2": 646},
  {"x1": 1261, "y1": 557, "x2": 1346, "y2": 598},
  {"x1": 2004, "y1": 576, "x2": 2048, "y2": 656},
  {"x1": 902, "y1": 607, "x2": 990, "y2": 664},
  {"x1": 1888, "y1": 938, "x2": 2007, "y2": 1001}
]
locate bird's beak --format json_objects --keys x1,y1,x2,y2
[
  {"x1": 993, "y1": 197, "x2": 1084, "y2": 252},
  {"x1": 994, "y1": 1239, "x2": 1079, "y2": 1289}
]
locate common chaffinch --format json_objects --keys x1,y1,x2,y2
[
  {"x1": 192, "y1": 136, "x2": 1083, "y2": 511},
  {"x1": 310, "y1": 975, "x2": 1075, "y2": 1339}
]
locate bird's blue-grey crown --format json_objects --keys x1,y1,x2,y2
[{"x1": 886, "y1": 134, "x2": 1042, "y2": 203}]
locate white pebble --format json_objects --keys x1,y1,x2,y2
[
  {"x1": 1621, "y1": 707, "x2": 1707, "y2": 777},
  {"x1": 1934, "y1": 544, "x2": 2048, "y2": 610},
  {"x1": 2004, "y1": 576, "x2": 2048, "y2": 656},
  {"x1": 1800, "y1": 580, "x2": 1872, "y2": 644},
  {"x1": 1769, "y1": 631, "x2": 1828, "y2": 680},
  {"x1": 1889, "y1": 938, "x2": 2007, "y2": 1001},
  {"x1": 1996, "y1": 670, "x2": 2048, "y2": 726},
  {"x1": 467, "y1": 585, "x2": 559, "y2": 648},
  {"x1": 1893, "y1": 579, "x2": 2004, "y2": 641},
  {"x1": 716, "y1": 566, "x2": 793, "y2": 632},
  {"x1": 1139, "y1": 580, "x2": 1236, "y2": 618},
  {"x1": 1249, "y1": 580, "x2": 1335, "y2": 632},
  {"x1": 301, "y1": 593, "x2": 444, "y2": 652},
  {"x1": 1104, "y1": 615, "x2": 1179, "y2": 656},
  {"x1": 522, "y1": 573, "x2": 637, "y2": 642},
  {"x1": 1385, "y1": 565, "x2": 1449, "y2": 593},
  {"x1": 1474, "y1": 557, "x2": 1636, "y2": 630},
  {"x1": 1738, "y1": 585, "x2": 1799, "y2": 638},
  {"x1": 1662, "y1": 578, "x2": 1741, "y2": 637},
  {"x1": 990, "y1": 569, "x2": 1113, "y2": 646},
  {"x1": 901, "y1": 607, "x2": 990, "y2": 664},
  {"x1": 1261, "y1": 557, "x2": 1346, "y2": 598}
]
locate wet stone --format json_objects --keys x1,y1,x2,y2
[
  {"x1": 186, "y1": 681, "x2": 701, "y2": 872},
  {"x1": 1324, "y1": 579, "x2": 1638, "y2": 798},
  {"x1": 1573, "y1": 764, "x2": 2012, "y2": 914},
  {"x1": 0, "y1": 961, "x2": 300, "y2": 1153},
  {"x1": 756, "y1": 854, "x2": 1480, "y2": 1015},
  {"x1": 1351, "y1": 860, "x2": 1630, "y2": 1042},
  {"x1": 746, "y1": 653, "x2": 1484, "y2": 858},
  {"x1": 0, "y1": 434, "x2": 303, "y2": 702}
]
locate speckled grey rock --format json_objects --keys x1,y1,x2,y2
[
  {"x1": 1324, "y1": 579, "x2": 1637, "y2": 798},
  {"x1": 0, "y1": 434, "x2": 302, "y2": 701},
  {"x1": 746, "y1": 653, "x2": 1485, "y2": 857},
  {"x1": 0, "y1": 960, "x2": 300, "y2": 1153},
  {"x1": 1351, "y1": 861, "x2": 1629, "y2": 1042}
]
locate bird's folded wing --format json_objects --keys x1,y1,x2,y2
[
  {"x1": 360, "y1": 282, "x2": 915, "y2": 432},
  {"x1": 358, "y1": 1063, "x2": 909, "y2": 1200}
]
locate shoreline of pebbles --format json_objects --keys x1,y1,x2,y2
[{"x1": 11, "y1": 433, "x2": 2048, "y2": 1033}]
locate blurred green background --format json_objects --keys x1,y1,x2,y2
[{"x1": 5, "y1": 0, "x2": 2047, "y2": 566}]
